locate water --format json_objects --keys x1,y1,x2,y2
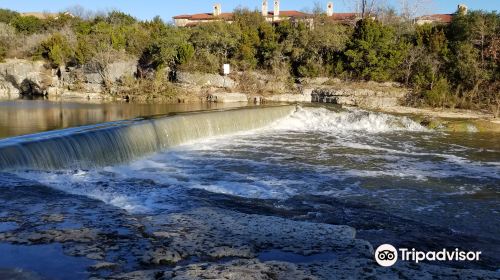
[
  {"x1": 0, "y1": 99, "x2": 250, "y2": 139},
  {"x1": 0, "y1": 105, "x2": 295, "y2": 169},
  {"x1": 0, "y1": 104, "x2": 499, "y2": 275},
  {"x1": 0, "y1": 243, "x2": 94, "y2": 280}
]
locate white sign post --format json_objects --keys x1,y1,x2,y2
[
  {"x1": 223, "y1": 64, "x2": 230, "y2": 75},
  {"x1": 222, "y1": 64, "x2": 230, "y2": 88}
]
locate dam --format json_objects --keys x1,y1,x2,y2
[{"x1": 0, "y1": 105, "x2": 295, "y2": 170}]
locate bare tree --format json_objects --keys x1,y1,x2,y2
[
  {"x1": 402, "y1": 45, "x2": 424, "y2": 85},
  {"x1": 342, "y1": 0, "x2": 385, "y2": 19},
  {"x1": 399, "y1": 0, "x2": 433, "y2": 21},
  {"x1": 66, "y1": 5, "x2": 101, "y2": 20}
]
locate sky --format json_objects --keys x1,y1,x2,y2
[{"x1": 0, "y1": 0, "x2": 497, "y2": 22}]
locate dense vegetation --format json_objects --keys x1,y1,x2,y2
[{"x1": 0, "y1": 7, "x2": 498, "y2": 113}]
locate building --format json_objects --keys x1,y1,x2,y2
[
  {"x1": 20, "y1": 12, "x2": 74, "y2": 20},
  {"x1": 173, "y1": 1, "x2": 466, "y2": 28},
  {"x1": 415, "y1": 4, "x2": 467, "y2": 25},
  {"x1": 173, "y1": 1, "x2": 358, "y2": 27},
  {"x1": 415, "y1": 14, "x2": 454, "y2": 25}
]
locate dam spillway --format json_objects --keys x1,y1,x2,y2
[{"x1": 0, "y1": 105, "x2": 295, "y2": 170}]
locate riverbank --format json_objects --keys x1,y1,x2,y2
[
  {"x1": 375, "y1": 106, "x2": 500, "y2": 133},
  {"x1": 1, "y1": 59, "x2": 498, "y2": 132}
]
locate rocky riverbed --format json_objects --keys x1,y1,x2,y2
[{"x1": 0, "y1": 172, "x2": 498, "y2": 280}]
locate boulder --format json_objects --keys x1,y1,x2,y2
[
  {"x1": 0, "y1": 59, "x2": 52, "y2": 97},
  {"x1": 207, "y1": 92, "x2": 248, "y2": 103},
  {"x1": 311, "y1": 87, "x2": 406, "y2": 109},
  {"x1": 106, "y1": 60, "x2": 137, "y2": 82},
  {"x1": 265, "y1": 88, "x2": 313, "y2": 103},
  {"x1": 298, "y1": 77, "x2": 331, "y2": 86},
  {"x1": 177, "y1": 72, "x2": 236, "y2": 89}
]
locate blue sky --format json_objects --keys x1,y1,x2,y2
[{"x1": 0, "y1": 0, "x2": 497, "y2": 22}]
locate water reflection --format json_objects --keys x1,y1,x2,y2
[{"x1": 0, "y1": 100, "x2": 249, "y2": 139}]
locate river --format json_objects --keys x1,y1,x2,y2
[{"x1": 0, "y1": 100, "x2": 498, "y2": 279}]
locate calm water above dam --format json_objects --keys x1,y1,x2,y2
[
  {"x1": 0, "y1": 102, "x2": 498, "y2": 278},
  {"x1": 0, "y1": 99, "x2": 250, "y2": 139}
]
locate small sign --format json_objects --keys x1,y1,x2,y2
[{"x1": 223, "y1": 64, "x2": 230, "y2": 75}]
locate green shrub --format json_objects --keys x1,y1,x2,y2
[
  {"x1": 11, "y1": 16, "x2": 45, "y2": 34},
  {"x1": 0, "y1": 41, "x2": 7, "y2": 62},
  {"x1": 0, "y1": 8, "x2": 19, "y2": 23},
  {"x1": 38, "y1": 33, "x2": 73, "y2": 67},
  {"x1": 344, "y1": 19, "x2": 405, "y2": 82},
  {"x1": 424, "y1": 78, "x2": 452, "y2": 107},
  {"x1": 176, "y1": 43, "x2": 194, "y2": 65}
]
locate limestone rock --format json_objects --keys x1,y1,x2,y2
[
  {"x1": 142, "y1": 207, "x2": 370, "y2": 259},
  {"x1": 172, "y1": 259, "x2": 313, "y2": 280},
  {"x1": 207, "y1": 92, "x2": 248, "y2": 103},
  {"x1": 41, "y1": 214, "x2": 64, "y2": 222},
  {"x1": 142, "y1": 248, "x2": 183, "y2": 265},
  {"x1": 106, "y1": 60, "x2": 137, "y2": 83},
  {"x1": 0, "y1": 59, "x2": 52, "y2": 97},
  {"x1": 299, "y1": 77, "x2": 330, "y2": 86},
  {"x1": 312, "y1": 87, "x2": 406, "y2": 109},
  {"x1": 90, "y1": 262, "x2": 117, "y2": 271},
  {"x1": 265, "y1": 92, "x2": 312, "y2": 102},
  {"x1": 109, "y1": 270, "x2": 170, "y2": 280},
  {"x1": 177, "y1": 72, "x2": 236, "y2": 89}
]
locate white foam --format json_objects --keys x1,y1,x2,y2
[{"x1": 270, "y1": 107, "x2": 426, "y2": 133}]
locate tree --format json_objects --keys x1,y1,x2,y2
[
  {"x1": 0, "y1": 8, "x2": 19, "y2": 24},
  {"x1": 139, "y1": 23, "x2": 190, "y2": 72},
  {"x1": 447, "y1": 10, "x2": 499, "y2": 108},
  {"x1": 38, "y1": 33, "x2": 74, "y2": 67},
  {"x1": 424, "y1": 77, "x2": 452, "y2": 107},
  {"x1": 344, "y1": 19, "x2": 406, "y2": 81},
  {"x1": 106, "y1": 11, "x2": 137, "y2": 25},
  {"x1": 401, "y1": 44, "x2": 423, "y2": 85},
  {"x1": 359, "y1": 0, "x2": 378, "y2": 19},
  {"x1": 399, "y1": 0, "x2": 433, "y2": 21},
  {"x1": 10, "y1": 16, "x2": 45, "y2": 34},
  {"x1": 233, "y1": 8, "x2": 264, "y2": 69},
  {"x1": 190, "y1": 22, "x2": 241, "y2": 62},
  {"x1": 256, "y1": 21, "x2": 278, "y2": 69}
]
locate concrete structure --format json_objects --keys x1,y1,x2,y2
[
  {"x1": 213, "y1": 3, "x2": 222, "y2": 17},
  {"x1": 327, "y1": 2, "x2": 334, "y2": 17},
  {"x1": 262, "y1": 0, "x2": 268, "y2": 17},
  {"x1": 457, "y1": 4, "x2": 468, "y2": 15},
  {"x1": 273, "y1": 0, "x2": 280, "y2": 18}
]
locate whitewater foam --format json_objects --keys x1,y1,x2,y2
[{"x1": 270, "y1": 107, "x2": 426, "y2": 133}]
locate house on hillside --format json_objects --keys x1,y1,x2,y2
[
  {"x1": 20, "y1": 12, "x2": 74, "y2": 20},
  {"x1": 172, "y1": 1, "x2": 358, "y2": 27},
  {"x1": 415, "y1": 4, "x2": 468, "y2": 25},
  {"x1": 173, "y1": 1, "x2": 467, "y2": 28}
]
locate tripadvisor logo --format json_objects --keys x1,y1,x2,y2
[
  {"x1": 374, "y1": 244, "x2": 482, "y2": 267},
  {"x1": 375, "y1": 244, "x2": 398, "y2": 267}
]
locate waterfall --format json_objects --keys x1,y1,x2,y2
[{"x1": 0, "y1": 106, "x2": 295, "y2": 170}]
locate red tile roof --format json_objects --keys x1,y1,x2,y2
[
  {"x1": 173, "y1": 11, "x2": 359, "y2": 23},
  {"x1": 267, "y1": 10, "x2": 311, "y2": 18},
  {"x1": 173, "y1": 12, "x2": 233, "y2": 21},
  {"x1": 330, "y1": 13, "x2": 357, "y2": 20},
  {"x1": 174, "y1": 10, "x2": 312, "y2": 21},
  {"x1": 417, "y1": 14, "x2": 454, "y2": 23}
]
